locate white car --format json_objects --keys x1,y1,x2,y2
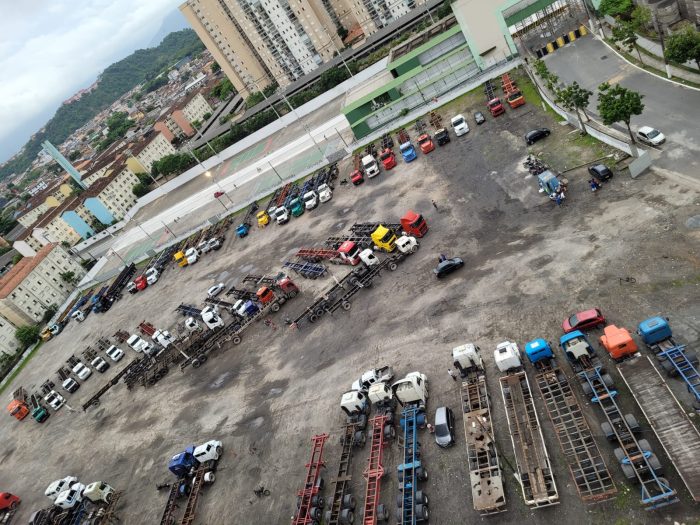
[
  {"x1": 105, "y1": 345, "x2": 124, "y2": 362},
  {"x1": 451, "y1": 114, "x2": 470, "y2": 136},
  {"x1": 193, "y1": 440, "x2": 223, "y2": 463},
  {"x1": 62, "y1": 378, "x2": 80, "y2": 393},
  {"x1": 44, "y1": 390, "x2": 65, "y2": 411},
  {"x1": 207, "y1": 282, "x2": 226, "y2": 298},
  {"x1": 637, "y1": 126, "x2": 665, "y2": 146},
  {"x1": 72, "y1": 362, "x2": 92, "y2": 380},
  {"x1": 45, "y1": 476, "x2": 78, "y2": 501},
  {"x1": 91, "y1": 356, "x2": 110, "y2": 373}
]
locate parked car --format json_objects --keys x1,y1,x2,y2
[
  {"x1": 207, "y1": 283, "x2": 226, "y2": 298},
  {"x1": 451, "y1": 114, "x2": 470, "y2": 136},
  {"x1": 473, "y1": 111, "x2": 486, "y2": 125},
  {"x1": 525, "y1": 128, "x2": 550, "y2": 145},
  {"x1": 434, "y1": 257, "x2": 464, "y2": 278},
  {"x1": 72, "y1": 363, "x2": 91, "y2": 380},
  {"x1": 637, "y1": 126, "x2": 665, "y2": 146},
  {"x1": 105, "y1": 345, "x2": 124, "y2": 362},
  {"x1": 562, "y1": 308, "x2": 606, "y2": 333},
  {"x1": 91, "y1": 356, "x2": 110, "y2": 373},
  {"x1": 0, "y1": 492, "x2": 20, "y2": 511},
  {"x1": 588, "y1": 164, "x2": 613, "y2": 182},
  {"x1": 62, "y1": 378, "x2": 79, "y2": 394},
  {"x1": 434, "y1": 406, "x2": 456, "y2": 447}
]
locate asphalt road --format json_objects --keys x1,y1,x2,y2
[{"x1": 543, "y1": 36, "x2": 700, "y2": 179}]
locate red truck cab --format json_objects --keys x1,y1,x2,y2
[
  {"x1": 0, "y1": 492, "x2": 20, "y2": 511},
  {"x1": 379, "y1": 149, "x2": 396, "y2": 170},
  {"x1": 257, "y1": 286, "x2": 276, "y2": 305},
  {"x1": 337, "y1": 241, "x2": 361, "y2": 265},
  {"x1": 276, "y1": 276, "x2": 299, "y2": 295},
  {"x1": 351, "y1": 170, "x2": 364, "y2": 185},
  {"x1": 487, "y1": 97, "x2": 505, "y2": 116},
  {"x1": 134, "y1": 275, "x2": 148, "y2": 291},
  {"x1": 400, "y1": 210, "x2": 428, "y2": 238},
  {"x1": 417, "y1": 134, "x2": 435, "y2": 154},
  {"x1": 599, "y1": 325, "x2": 638, "y2": 361}
]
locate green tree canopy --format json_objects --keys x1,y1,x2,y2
[
  {"x1": 151, "y1": 153, "x2": 196, "y2": 178},
  {"x1": 597, "y1": 82, "x2": 644, "y2": 143},
  {"x1": 132, "y1": 182, "x2": 150, "y2": 197},
  {"x1": 59, "y1": 271, "x2": 76, "y2": 284},
  {"x1": 15, "y1": 325, "x2": 40, "y2": 349},
  {"x1": 665, "y1": 25, "x2": 700, "y2": 69},
  {"x1": 598, "y1": 0, "x2": 633, "y2": 17},
  {"x1": 555, "y1": 81, "x2": 593, "y2": 133},
  {"x1": 611, "y1": 19, "x2": 644, "y2": 63}
]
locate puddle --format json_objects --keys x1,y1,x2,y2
[{"x1": 211, "y1": 371, "x2": 232, "y2": 389}]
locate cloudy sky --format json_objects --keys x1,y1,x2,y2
[{"x1": 0, "y1": 0, "x2": 185, "y2": 163}]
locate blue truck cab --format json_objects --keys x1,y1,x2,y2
[
  {"x1": 559, "y1": 330, "x2": 596, "y2": 364},
  {"x1": 236, "y1": 223, "x2": 250, "y2": 238},
  {"x1": 637, "y1": 316, "x2": 672, "y2": 346},
  {"x1": 243, "y1": 300, "x2": 259, "y2": 316},
  {"x1": 525, "y1": 338, "x2": 553, "y2": 365},
  {"x1": 399, "y1": 142, "x2": 417, "y2": 162},
  {"x1": 169, "y1": 446, "x2": 197, "y2": 478}
]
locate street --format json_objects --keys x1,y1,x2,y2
[{"x1": 543, "y1": 35, "x2": 700, "y2": 180}]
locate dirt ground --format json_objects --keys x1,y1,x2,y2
[{"x1": 2, "y1": 93, "x2": 699, "y2": 525}]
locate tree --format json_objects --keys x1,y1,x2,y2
[
  {"x1": 68, "y1": 150, "x2": 81, "y2": 161},
  {"x1": 611, "y1": 19, "x2": 644, "y2": 63},
  {"x1": 202, "y1": 112, "x2": 211, "y2": 121},
  {"x1": 630, "y1": 5, "x2": 651, "y2": 31},
  {"x1": 151, "y1": 153, "x2": 196, "y2": 178},
  {"x1": 211, "y1": 62, "x2": 221, "y2": 73},
  {"x1": 665, "y1": 25, "x2": 700, "y2": 69},
  {"x1": 597, "y1": 82, "x2": 644, "y2": 143},
  {"x1": 12, "y1": 253, "x2": 22, "y2": 265},
  {"x1": 42, "y1": 304, "x2": 58, "y2": 323},
  {"x1": 59, "y1": 271, "x2": 76, "y2": 284},
  {"x1": 598, "y1": 0, "x2": 632, "y2": 17},
  {"x1": 555, "y1": 81, "x2": 593, "y2": 133},
  {"x1": 132, "y1": 183, "x2": 150, "y2": 197},
  {"x1": 15, "y1": 325, "x2": 40, "y2": 349}
]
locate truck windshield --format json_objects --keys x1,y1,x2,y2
[
  {"x1": 568, "y1": 314, "x2": 579, "y2": 327},
  {"x1": 453, "y1": 118, "x2": 464, "y2": 126},
  {"x1": 380, "y1": 231, "x2": 394, "y2": 243},
  {"x1": 365, "y1": 160, "x2": 376, "y2": 168},
  {"x1": 380, "y1": 152, "x2": 392, "y2": 160},
  {"x1": 410, "y1": 215, "x2": 424, "y2": 228}
]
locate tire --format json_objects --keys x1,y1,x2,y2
[
  {"x1": 613, "y1": 448, "x2": 626, "y2": 463},
  {"x1": 309, "y1": 314, "x2": 318, "y2": 323},
  {"x1": 271, "y1": 303, "x2": 280, "y2": 312},
  {"x1": 384, "y1": 425, "x2": 396, "y2": 440},
  {"x1": 349, "y1": 277, "x2": 360, "y2": 287},
  {"x1": 105, "y1": 492, "x2": 113, "y2": 503},
  {"x1": 342, "y1": 301, "x2": 351, "y2": 311},
  {"x1": 204, "y1": 472, "x2": 216, "y2": 483},
  {"x1": 232, "y1": 336, "x2": 241, "y2": 345},
  {"x1": 309, "y1": 507, "x2": 322, "y2": 519},
  {"x1": 417, "y1": 467, "x2": 428, "y2": 481},
  {"x1": 288, "y1": 290, "x2": 298, "y2": 298},
  {"x1": 602, "y1": 373, "x2": 614, "y2": 388},
  {"x1": 377, "y1": 503, "x2": 389, "y2": 521},
  {"x1": 621, "y1": 463, "x2": 636, "y2": 481},
  {"x1": 9, "y1": 501, "x2": 17, "y2": 510},
  {"x1": 411, "y1": 245, "x2": 419, "y2": 253},
  {"x1": 340, "y1": 508, "x2": 354, "y2": 524},
  {"x1": 192, "y1": 359, "x2": 201, "y2": 369},
  {"x1": 416, "y1": 504, "x2": 429, "y2": 520},
  {"x1": 388, "y1": 262, "x2": 398, "y2": 271},
  {"x1": 216, "y1": 446, "x2": 223, "y2": 456},
  {"x1": 264, "y1": 489, "x2": 270, "y2": 496},
  {"x1": 601, "y1": 422, "x2": 614, "y2": 440},
  {"x1": 355, "y1": 414, "x2": 367, "y2": 429},
  {"x1": 646, "y1": 453, "x2": 662, "y2": 474},
  {"x1": 660, "y1": 358, "x2": 676, "y2": 377},
  {"x1": 414, "y1": 490, "x2": 428, "y2": 505},
  {"x1": 199, "y1": 355, "x2": 208, "y2": 364},
  {"x1": 581, "y1": 381, "x2": 592, "y2": 396},
  {"x1": 325, "y1": 511, "x2": 332, "y2": 523},
  {"x1": 314, "y1": 307, "x2": 325, "y2": 316},
  {"x1": 684, "y1": 350, "x2": 698, "y2": 365},
  {"x1": 342, "y1": 494, "x2": 356, "y2": 510},
  {"x1": 624, "y1": 414, "x2": 639, "y2": 432},
  {"x1": 311, "y1": 495, "x2": 325, "y2": 508}
]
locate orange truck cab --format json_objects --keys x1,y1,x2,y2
[
  {"x1": 487, "y1": 97, "x2": 505, "y2": 116},
  {"x1": 599, "y1": 325, "x2": 638, "y2": 362},
  {"x1": 7, "y1": 399, "x2": 29, "y2": 421},
  {"x1": 351, "y1": 170, "x2": 364, "y2": 186},
  {"x1": 417, "y1": 134, "x2": 435, "y2": 154},
  {"x1": 400, "y1": 210, "x2": 428, "y2": 238},
  {"x1": 257, "y1": 286, "x2": 276, "y2": 305}
]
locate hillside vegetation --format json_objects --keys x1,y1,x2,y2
[{"x1": 0, "y1": 29, "x2": 204, "y2": 180}]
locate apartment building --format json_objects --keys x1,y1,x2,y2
[
  {"x1": 0, "y1": 244, "x2": 86, "y2": 327},
  {"x1": 154, "y1": 92, "x2": 214, "y2": 141},
  {"x1": 180, "y1": 0, "x2": 344, "y2": 92},
  {"x1": 95, "y1": 164, "x2": 140, "y2": 220},
  {"x1": 132, "y1": 132, "x2": 177, "y2": 172},
  {"x1": 0, "y1": 314, "x2": 19, "y2": 356},
  {"x1": 81, "y1": 156, "x2": 116, "y2": 187},
  {"x1": 16, "y1": 182, "x2": 73, "y2": 228}
]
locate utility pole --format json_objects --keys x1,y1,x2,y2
[{"x1": 651, "y1": 11, "x2": 672, "y2": 79}]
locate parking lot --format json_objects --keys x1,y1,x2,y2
[{"x1": 2, "y1": 82, "x2": 699, "y2": 525}]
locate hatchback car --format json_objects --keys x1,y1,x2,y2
[
  {"x1": 474, "y1": 111, "x2": 486, "y2": 125},
  {"x1": 562, "y1": 308, "x2": 606, "y2": 333},
  {"x1": 91, "y1": 356, "x2": 110, "y2": 373},
  {"x1": 434, "y1": 257, "x2": 464, "y2": 278},
  {"x1": 525, "y1": 128, "x2": 550, "y2": 145},
  {"x1": 72, "y1": 362, "x2": 91, "y2": 380},
  {"x1": 207, "y1": 282, "x2": 226, "y2": 298},
  {"x1": 434, "y1": 406, "x2": 456, "y2": 448},
  {"x1": 451, "y1": 114, "x2": 470, "y2": 136},
  {"x1": 588, "y1": 164, "x2": 613, "y2": 182},
  {"x1": 637, "y1": 126, "x2": 665, "y2": 146},
  {"x1": 105, "y1": 345, "x2": 124, "y2": 362}
]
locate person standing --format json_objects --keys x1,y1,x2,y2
[
  {"x1": 447, "y1": 369, "x2": 457, "y2": 381},
  {"x1": 432, "y1": 199, "x2": 439, "y2": 211}
]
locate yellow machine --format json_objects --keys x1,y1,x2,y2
[
  {"x1": 371, "y1": 225, "x2": 397, "y2": 252},
  {"x1": 40, "y1": 328, "x2": 53, "y2": 342},
  {"x1": 257, "y1": 210, "x2": 270, "y2": 227},
  {"x1": 174, "y1": 251, "x2": 188, "y2": 267}
]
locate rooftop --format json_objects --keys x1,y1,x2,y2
[{"x1": 0, "y1": 243, "x2": 56, "y2": 299}]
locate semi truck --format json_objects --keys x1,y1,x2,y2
[{"x1": 484, "y1": 80, "x2": 505, "y2": 117}]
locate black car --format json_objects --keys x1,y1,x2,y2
[
  {"x1": 434, "y1": 257, "x2": 464, "y2": 278},
  {"x1": 434, "y1": 406, "x2": 456, "y2": 447},
  {"x1": 474, "y1": 111, "x2": 486, "y2": 125},
  {"x1": 525, "y1": 128, "x2": 550, "y2": 145},
  {"x1": 588, "y1": 164, "x2": 613, "y2": 182},
  {"x1": 434, "y1": 128, "x2": 450, "y2": 146}
]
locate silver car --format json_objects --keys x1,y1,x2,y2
[{"x1": 434, "y1": 406, "x2": 456, "y2": 448}]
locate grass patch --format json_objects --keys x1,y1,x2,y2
[
  {"x1": 0, "y1": 341, "x2": 44, "y2": 396},
  {"x1": 614, "y1": 483, "x2": 634, "y2": 510}
]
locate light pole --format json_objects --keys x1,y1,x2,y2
[
  {"x1": 320, "y1": 26, "x2": 353, "y2": 77},
  {"x1": 133, "y1": 219, "x2": 157, "y2": 244},
  {"x1": 278, "y1": 91, "x2": 326, "y2": 160},
  {"x1": 160, "y1": 220, "x2": 177, "y2": 240},
  {"x1": 268, "y1": 161, "x2": 283, "y2": 182}
]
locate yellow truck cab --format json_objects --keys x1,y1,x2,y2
[
  {"x1": 371, "y1": 225, "x2": 397, "y2": 252},
  {"x1": 257, "y1": 210, "x2": 270, "y2": 227},
  {"x1": 174, "y1": 251, "x2": 188, "y2": 267}
]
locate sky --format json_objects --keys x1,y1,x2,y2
[{"x1": 0, "y1": 0, "x2": 185, "y2": 163}]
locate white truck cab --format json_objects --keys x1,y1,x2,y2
[
  {"x1": 71, "y1": 310, "x2": 85, "y2": 322},
  {"x1": 367, "y1": 382, "x2": 394, "y2": 407},
  {"x1": 452, "y1": 343, "x2": 482, "y2": 377},
  {"x1": 395, "y1": 235, "x2": 419, "y2": 254},
  {"x1": 152, "y1": 329, "x2": 175, "y2": 348},
  {"x1": 274, "y1": 207, "x2": 289, "y2": 225},
  {"x1": 185, "y1": 317, "x2": 202, "y2": 332},
  {"x1": 359, "y1": 249, "x2": 380, "y2": 267},
  {"x1": 351, "y1": 366, "x2": 394, "y2": 392},
  {"x1": 193, "y1": 440, "x2": 223, "y2": 463},
  {"x1": 391, "y1": 372, "x2": 429, "y2": 408},
  {"x1": 105, "y1": 345, "x2": 124, "y2": 362},
  {"x1": 45, "y1": 477, "x2": 78, "y2": 501},
  {"x1": 185, "y1": 247, "x2": 199, "y2": 264},
  {"x1": 197, "y1": 241, "x2": 212, "y2": 254},
  {"x1": 54, "y1": 486, "x2": 84, "y2": 509},
  {"x1": 201, "y1": 308, "x2": 225, "y2": 330},
  {"x1": 340, "y1": 390, "x2": 369, "y2": 416},
  {"x1": 303, "y1": 191, "x2": 318, "y2": 210},
  {"x1": 83, "y1": 481, "x2": 114, "y2": 504},
  {"x1": 362, "y1": 155, "x2": 380, "y2": 177},
  {"x1": 145, "y1": 267, "x2": 159, "y2": 285},
  {"x1": 44, "y1": 390, "x2": 65, "y2": 411},
  {"x1": 317, "y1": 184, "x2": 332, "y2": 203},
  {"x1": 494, "y1": 341, "x2": 522, "y2": 373},
  {"x1": 127, "y1": 334, "x2": 152, "y2": 354}
]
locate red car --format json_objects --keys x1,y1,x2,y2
[
  {"x1": 562, "y1": 308, "x2": 606, "y2": 333},
  {"x1": 351, "y1": 170, "x2": 364, "y2": 186},
  {"x1": 214, "y1": 191, "x2": 225, "y2": 198},
  {"x1": 0, "y1": 492, "x2": 20, "y2": 511}
]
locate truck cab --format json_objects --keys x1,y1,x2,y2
[
  {"x1": 83, "y1": 482, "x2": 114, "y2": 504},
  {"x1": 524, "y1": 338, "x2": 553, "y2": 365},
  {"x1": 362, "y1": 155, "x2": 380, "y2": 177},
  {"x1": 395, "y1": 235, "x2": 419, "y2": 254},
  {"x1": 351, "y1": 366, "x2": 394, "y2": 393},
  {"x1": 127, "y1": 334, "x2": 153, "y2": 354},
  {"x1": 417, "y1": 134, "x2": 435, "y2": 154},
  {"x1": 560, "y1": 331, "x2": 597, "y2": 369},
  {"x1": 367, "y1": 382, "x2": 394, "y2": 408},
  {"x1": 637, "y1": 316, "x2": 672, "y2": 346},
  {"x1": 399, "y1": 142, "x2": 417, "y2": 162},
  {"x1": 371, "y1": 225, "x2": 397, "y2": 252},
  {"x1": 340, "y1": 390, "x2": 369, "y2": 416},
  {"x1": 400, "y1": 210, "x2": 428, "y2": 238},
  {"x1": 152, "y1": 329, "x2": 175, "y2": 347},
  {"x1": 359, "y1": 249, "x2": 380, "y2": 267},
  {"x1": 391, "y1": 372, "x2": 428, "y2": 409},
  {"x1": 289, "y1": 197, "x2": 304, "y2": 217},
  {"x1": 169, "y1": 448, "x2": 197, "y2": 478},
  {"x1": 7, "y1": 399, "x2": 29, "y2": 420},
  {"x1": 434, "y1": 128, "x2": 450, "y2": 146},
  {"x1": 303, "y1": 191, "x2": 318, "y2": 210},
  {"x1": 44, "y1": 391, "x2": 65, "y2": 411},
  {"x1": 452, "y1": 343, "x2": 482, "y2": 377},
  {"x1": 71, "y1": 310, "x2": 85, "y2": 322},
  {"x1": 350, "y1": 170, "x2": 364, "y2": 186},
  {"x1": 379, "y1": 149, "x2": 396, "y2": 170},
  {"x1": 487, "y1": 97, "x2": 505, "y2": 116},
  {"x1": 145, "y1": 267, "x2": 159, "y2": 285},
  {"x1": 317, "y1": 184, "x2": 332, "y2": 203},
  {"x1": 257, "y1": 210, "x2": 270, "y2": 227},
  {"x1": 201, "y1": 306, "x2": 224, "y2": 330},
  {"x1": 236, "y1": 223, "x2": 250, "y2": 238},
  {"x1": 134, "y1": 275, "x2": 148, "y2": 291},
  {"x1": 273, "y1": 206, "x2": 289, "y2": 225},
  {"x1": 197, "y1": 240, "x2": 212, "y2": 254},
  {"x1": 234, "y1": 299, "x2": 259, "y2": 317},
  {"x1": 494, "y1": 341, "x2": 522, "y2": 373},
  {"x1": 537, "y1": 170, "x2": 562, "y2": 198},
  {"x1": 32, "y1": 404, "x2": 49, "y2": 423},
  {"x1": 185, "y1": 248, "x2": 199, "y2": 265},
  {"x1": 337, "y1": 241, "x2": 361, "y2": 265},
  {"x1": 45, "y1": 477, "x2": 78, "y2": 501},
  {"x1": 207, "y1": 237, "x2": 223, "y2": 251},
  {"x1": 599, "y1": 325, "x2": 638, "y2": 362},
  {"x1": 174, "y1": 251, "x2": 188, "y2": 267},
  {"x1": 193, "y1": 440, "x2": 223, "y2": 463}
]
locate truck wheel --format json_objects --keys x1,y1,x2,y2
[
  {"x1": 621, "y1": 463, "x2": 637, "y2": 482},
  {"x1": 105, "y1": 492, "x2": 113, "y2": 503},
  {"x1": 200, "y1": 355, "x2": 208, "y2": 364},
  {"x1": 309, "y1": 314, "x2": 318, "y2": 323},
  {"x1": 192, "y1": 359, "x2": 201, "y2": 369},
  {"x1": 355, "y1": 414, "x2": 367, "y2": 429},
  {"x1": 216, "y1": 446, "x2": 223, "y2": 456},
  {"x1": 647, "y1": 453, "x2": 663, "y2": 475},
  {"x1": 600, "y1": 422, "x2": 614, "y2": 440},
  {"x1": 325, "y1": 511, "x2": 332, "y2": 523},
  {"x1": 232, "y1": 336, "x2": 241, "y2": 345},
  {"x1": 204, "y1": 472, "x2": 216, "y2": 484},
  {"x1": 342, "y1": 494, "x2": 356, "y2": 510},
  {"x1": 411, "y1": 244, "x2": 419, "y2": 253},
  {"x1": 341, "y1": 301, "x2": 351, "y2": 311},
  {"x1": 417, "y1": 467, "x2": 428, "y2": 481},
  {"x1": 388, "y1": 262, "x2": 398, "y2": 271},
  {"x1": 340, "y1": 508, "x2": 354, "y2": 524},
  {"x1": 624, "y1": 414, "x2": 640, "y2": 433},
  {"x1": 349, "y1": 277, "x2": 360, "y2": 287},
  {"x1": 377, "y1": 503, "x2": 389, "y2": 521},
  {"x1": 288, "y1": 290, "x2": 298, "y2": 298},
  {"x1": 581, "y1": 381, "x2": 592, "y2": 396},
  {"x1": 416, "y1": 504, "x2": 429, "y2": 520},
  {"x1": 309, "y1": 507, "x2": 322, "y2": 519},
  {"x1": 271, "y1": 303, "x2": 280, "y2": 312},
  {"x1": 311, "y1": 495, "x2": 325, "y2": 508},
  {"x1": 613, "y1": 447, "x2": 626, "y2": 462},
  {"x1": 601, "y1": 373, "x2": 614, "y2": 388},
  {"x1": 415, "y1": 490, "x2": 428, "y2": 505},
  {"x1": 384, "y1": 425, "x2": 396, "y2": 440}
]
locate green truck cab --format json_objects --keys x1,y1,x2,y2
[{"x1": 290, "y1": 198, "x2": 304, "y2": 217}]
